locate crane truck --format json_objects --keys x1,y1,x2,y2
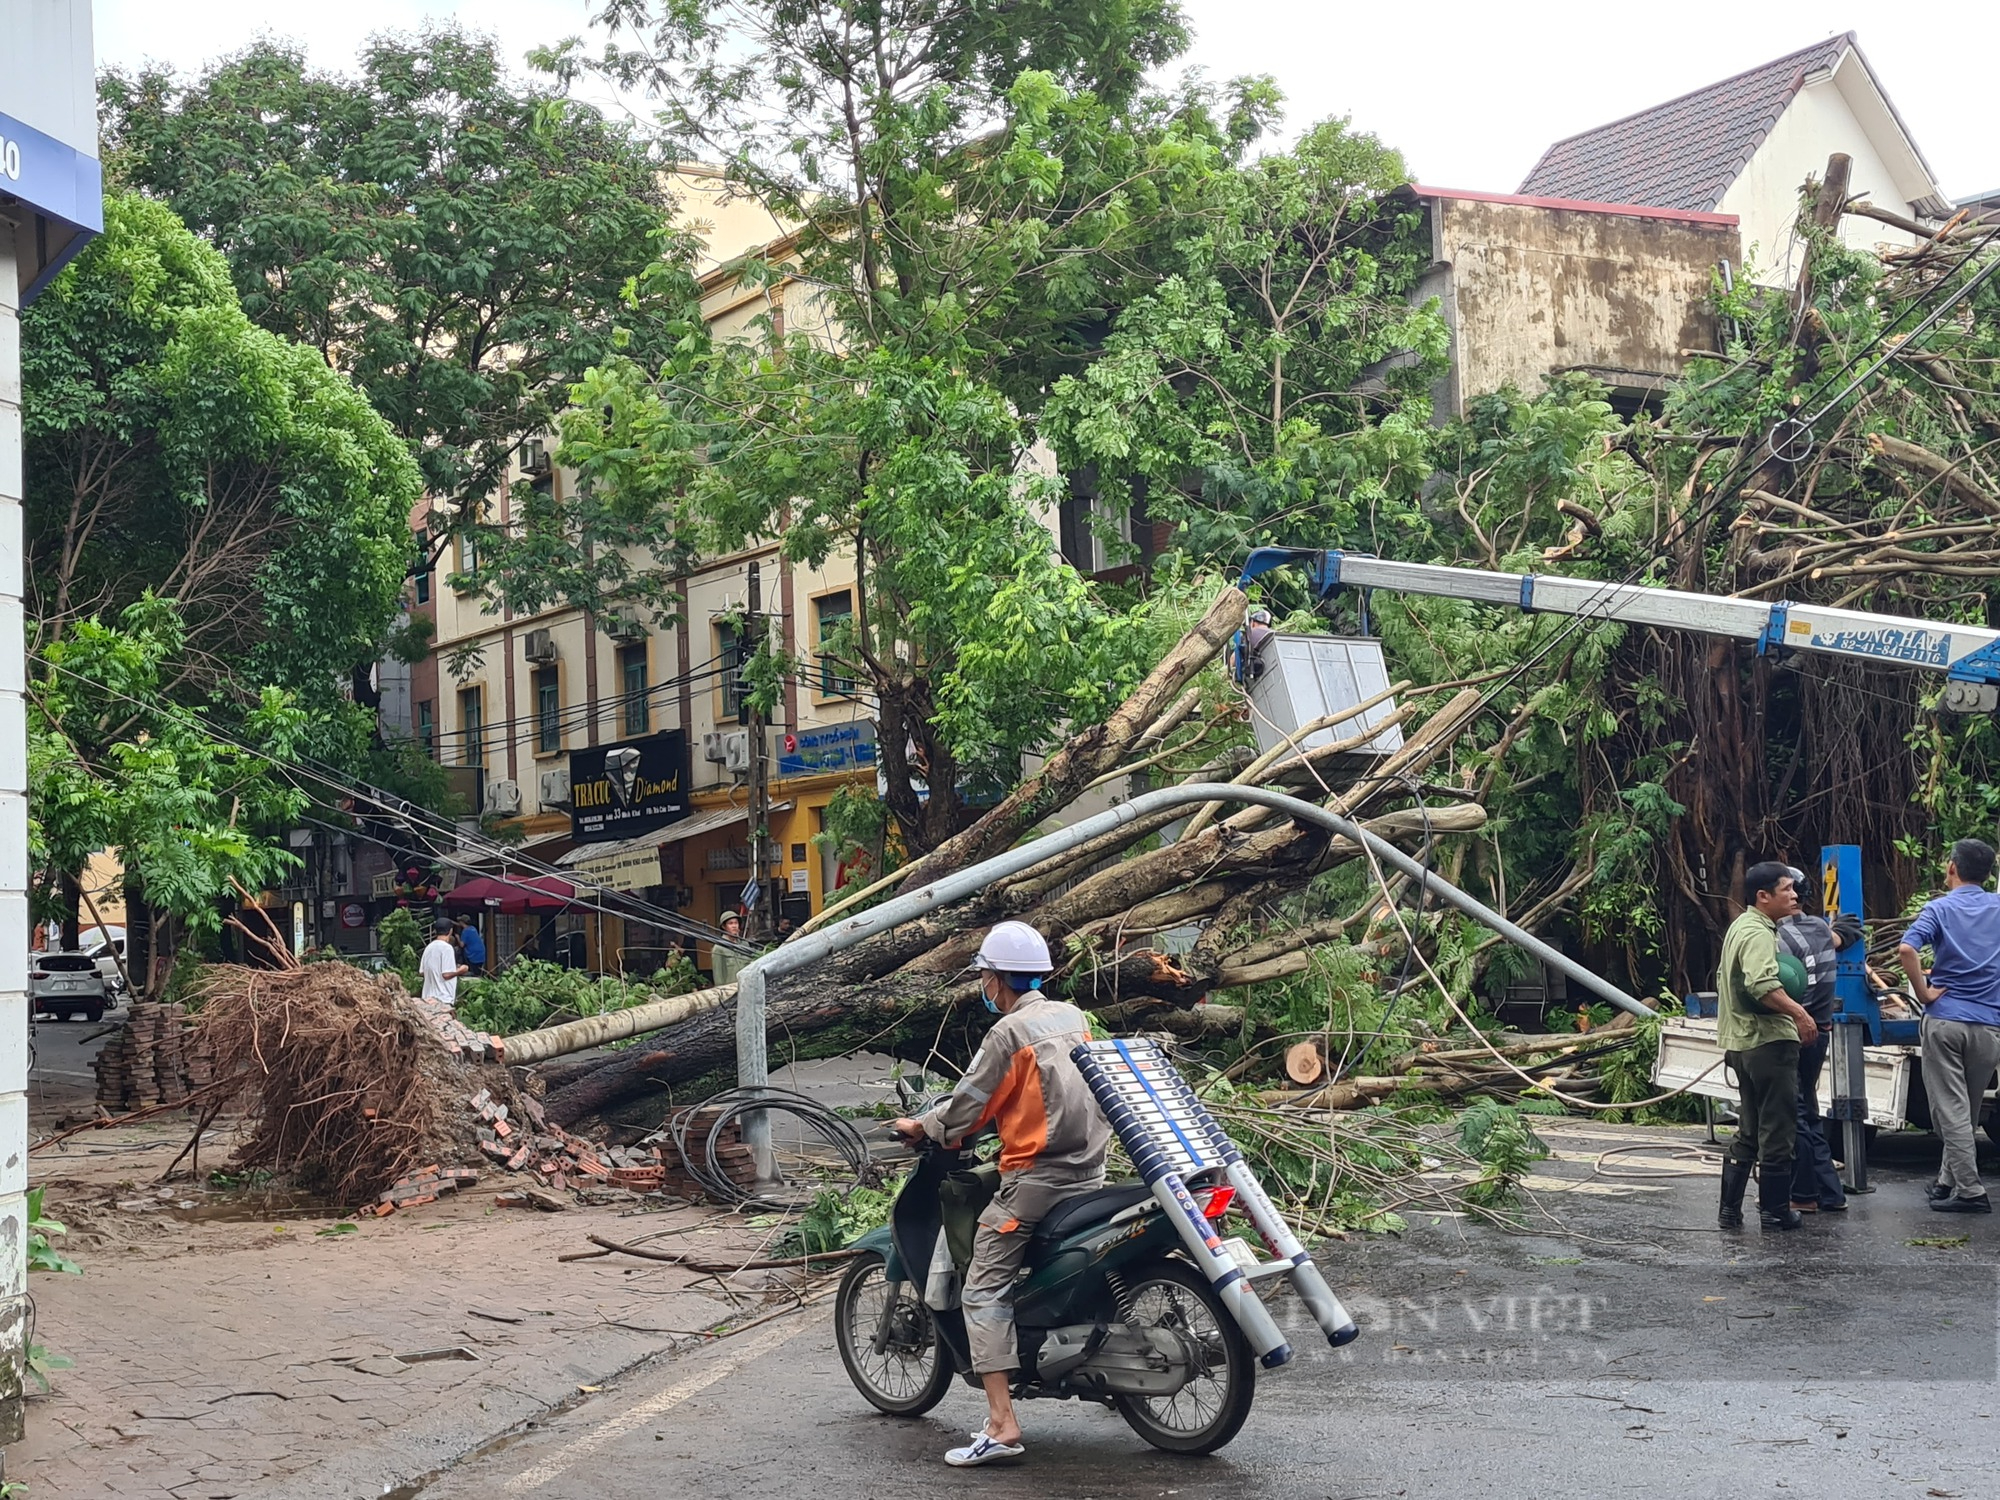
[{"x1": 1234, "y1": 546, "x2": 2000, "y2": 1189}]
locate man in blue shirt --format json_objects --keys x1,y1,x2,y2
[
  {"x1": 455, "y1": 917, "x2": 489, "y2": 978},
  {"x1": 1898, "y1": 838, "x2": 2000, "y2": 1213}
]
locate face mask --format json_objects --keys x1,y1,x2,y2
[{"x1": 982, "y1": 994, "x2": 1001, "y2": 1015}]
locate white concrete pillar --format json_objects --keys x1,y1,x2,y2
[{"x1": 0, "y1": 224, "x2": 28, "y2": 1443}]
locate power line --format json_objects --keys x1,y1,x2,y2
[
  {"x1": 1420, "y1": 218, "x2": 2000, "y2": 726},
  {"x1": 33, "y1": 653, "x2": 759, "y2": 954}
]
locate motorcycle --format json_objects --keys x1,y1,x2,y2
[{"x1": 835, "y1": 1136, "x2": 1265, "y2": 1455}]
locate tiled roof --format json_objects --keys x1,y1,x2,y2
[{"x1": 1519, "y1": 34, "x2": 1856, "y2": 211}]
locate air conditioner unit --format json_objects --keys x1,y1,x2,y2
[
  {"x1": 702, "y1": 731, "x2": 729, "y2": 763},
  {"x1": 722, "y1": 730, "x2": 752, "y2": 773},
  {"x1": 485, "y1": 778, "x2": 523, "y2": 815},
  {"x1": 607, "y1": 608, "x2": 647, "y2": 642},
  {"x1": 524, "y1": 628, "x2": 557, "y2": 663},
  {"x1": 539, "y1": 767, "x2": 572, "y2": 809}
]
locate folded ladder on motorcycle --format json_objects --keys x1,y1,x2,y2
[{"x1": 1072, "y1": 1037, "x2": 1361, "y2": 1367}]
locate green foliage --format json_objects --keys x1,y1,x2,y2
[
  {"x1": 207, "y1": 1168, "x2": 275, "y2": 1189},
  {"x1": 1045, "y1": 117, "x2": 1447, "y2": 568},
  {"x1": 102, "y1": 27, "x2": 701, "y2": 551},
  {"x1": 25, "y1": 1343, "x2": 74, "y2": 1394},
  {"x1": 508, "y1": 2, "x2": 1322, "y2": 851},
  {"x1": 782, "y1": 1178, "x2": 904, "y2": 1257},
  {"x1": 1455, "y1": 1099, "x2": 1550, "y2": 1208},
  {"x1": 812, "y1": 785, "x2": 895, "y2": 902},
  {"x1": 375, "y1": 908, "x2": 423, "y2": 991},
  {"x1": 26, "y1": 1188, "x2": 82, "y2": 1276},
  {"x1": 1595, "y1": 1008, "x2": 1705, "y2": 1124},
  {"x1": 20, "y1": 193, "x2": 421, "y2": 701},
  {"x1": 453, "y1": 957, "x2": 701, "y2": 1037},
  {"x1": 29, "y1": 598, "x2": 307, "y2": 936}
]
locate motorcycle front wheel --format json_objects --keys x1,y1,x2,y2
[
  {"x1": 1112, "y1": 1259, "x2": 1257, "y2": 1455},
  {"x1": 834, "y1": 1252, "x2": 954, "y2": 1417}
]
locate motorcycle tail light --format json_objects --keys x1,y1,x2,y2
[{"x1": 1199, "y1": 1186, "x2": 1236, "y2": 1219}]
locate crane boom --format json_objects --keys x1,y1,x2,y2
[{"x1": 1238, "y1": 548, "x2": 2000, "y2": 712}]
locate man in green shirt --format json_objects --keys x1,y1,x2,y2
[{"x1": 1716, "y1": 862, "x2": 1822, "y2": 1231}]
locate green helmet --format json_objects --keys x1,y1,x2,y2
[{"x1": 1776, "y1": 951, "x2": 1809, "y2": 1003}]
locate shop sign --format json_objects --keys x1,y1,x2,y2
[
  {"x1": 778, "y1": 720, "x2": 877, "y2": 778},
  {"x1": 0, "y1": 109, "x2": 102, "y2": 231},
  {"x1": 572, "y1": 842, "x2": 667, "y2": 893},
  {"x1": 340, "y1": 902, "x2": 368, "y2": 929},
  {"x1": 570, "y1": 731, "x2": 691, "y2": 844}
]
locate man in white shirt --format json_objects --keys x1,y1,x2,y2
[{"x1": 420, "y1": 918, "x2": 469, "y2": 1006}]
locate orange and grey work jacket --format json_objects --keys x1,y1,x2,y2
[{"x1": 919, "y1": 994, "x2": 1110, "y2": 1186}]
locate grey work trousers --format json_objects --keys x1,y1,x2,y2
[
  {"x1": 1921, "y1": 1017, "x2": 2000, "y2": 1200},
  {"x1": 961, "y1": 1173, "x2": 1100, "y2": 1376}
]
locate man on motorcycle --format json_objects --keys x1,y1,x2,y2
[{"x1": 889, "y1": 920, "x2": 1109, "y2": 1467}]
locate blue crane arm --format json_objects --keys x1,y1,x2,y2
[{"x1": 1237, "y1": 550, "x2": 2000, "y2": 704}]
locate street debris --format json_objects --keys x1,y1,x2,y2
[
  {"x1": 190, "y1": 962, "x2": 484, "y2": 1203},
  {"x1": 94, "y1": 998, "x2": 210, "y2": 1111}
]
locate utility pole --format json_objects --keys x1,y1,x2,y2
[{"x1": 745, "y1": 563, "x2": 774, "y2": 943}]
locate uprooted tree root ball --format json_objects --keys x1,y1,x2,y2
[{"x1": 191, "y1": 962, "x2": 503, "y2": 1204}]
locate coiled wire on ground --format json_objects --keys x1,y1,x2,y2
[{"x1": 662, "y1": 1085, "x2": 879, "y2": 1209}]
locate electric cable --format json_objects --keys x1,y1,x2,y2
[
  {"x1": 1403, "y1": 216, "x2": 2000, "y2": 736},
  {"x1": 658, "y1": 1085, "x2": 876, "y2": 1208},
  {"x1": 35, "y1": 652, "x2": 758, "y2": 953}
]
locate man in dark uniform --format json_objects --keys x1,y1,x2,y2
[{"x1": 1778, "y1": 867, "x2": 1863, "y2": 1215}]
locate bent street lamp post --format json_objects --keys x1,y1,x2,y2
[{"x1": 733, "y1": 782, "x2": 1650, "y2": 1185}]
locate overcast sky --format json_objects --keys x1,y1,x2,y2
[{"x1": 93, "y1": 1, "x2": 1998, "y2": 200}]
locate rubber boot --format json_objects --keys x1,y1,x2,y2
[
  {"x1": 1758, "y1": 1167, "x2": 1803, "y2": 1231},
  {"x1": 1718, "y1": 1159, "x2": 1752, "y2": 1229}
]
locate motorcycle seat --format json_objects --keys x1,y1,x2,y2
[{"x1": 1030, "y1": 1182, "x2": 1155, "y2": 1242}]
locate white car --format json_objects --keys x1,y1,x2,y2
[
  {"x1": 86, "y1": 937, "x2": 128, "y2": 997},
  {"x1": 31, "y1": 953, "x2": 111, "y2": 1022}
]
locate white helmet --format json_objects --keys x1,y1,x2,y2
[{"x1": 974, "y1": 921, "x2": 1053, "y2": 974}]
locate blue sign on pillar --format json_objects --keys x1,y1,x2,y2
[
  {"x1": 0, "y1": 107, "x2": 103, "y2": 302},
  {"x1": 1821, "y1": 844, "x2": 1871, "y2": 1033}
]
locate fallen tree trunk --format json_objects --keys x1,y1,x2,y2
[
  {"x1": 505, "y1": 983, "x2": 735, "y2": 1067},
  {"x1": 502, "y1": 584, "x2": 1513, "y2": 1126}
]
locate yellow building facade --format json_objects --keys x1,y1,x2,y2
[{"x1": 421, "y1": 170, "x2": 873, "y2": 974}]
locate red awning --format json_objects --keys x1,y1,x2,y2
[{"x1": 440, "y1": 874, "x2": 577, "y2": 914}]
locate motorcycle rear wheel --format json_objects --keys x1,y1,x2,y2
[
  {"x1": 1111, "y1": 1259, "x2": 1257, "y2": 1455},
  {"x1": 834, "y1": 1252, "x2": 954, "y2": 1417}
]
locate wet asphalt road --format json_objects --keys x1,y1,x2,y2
[{"x1": 413, "y1": 1122, "x2": 2000, "y2": 1500}]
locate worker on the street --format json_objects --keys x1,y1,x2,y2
[
  {"x1": 1716, "y1": 863, "x2": 1820, "y2": 1231},
  {"x1": 1231, "y1": 607, "x2": 1275, "y2": 684},
  {"x1": 1778, "y1": 867, "x2": 1864, "y2": 1214},
  {"x1": 454, "y1": 915, "x2": 487, "y2": 978},
  {"x1": 1898, "y1": 838, "x2": 2000, "y2": 1214},
  {"x1": 419, "y1": 917, "x2": 469, "y2": 1007},
  {"x1": 888, "y1": 921, "x2": 1109, "y2": 1467},
  {"x1": 712, "y1": 910, "x2": 748, "y2": 987}
]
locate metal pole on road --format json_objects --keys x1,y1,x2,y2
[{"x1": 734, "y1": 781, "x2": 1652, "y2": 1184}]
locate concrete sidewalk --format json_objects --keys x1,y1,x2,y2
[{"x1": 11, "y1": 1118, "x2": 808, "y2": 1499}]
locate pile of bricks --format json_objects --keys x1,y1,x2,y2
[
  {"x1": 374, "y1": 1164, "x2": 481, "y2": 1215},
  {"x1": 411, "y1": 996, "x2": 507, "y2": 1063},
  {"x1": 649, "y1": 1105, "x2": 762, "y2": 1200},
  {"x1": 468, "y1": 1086, "x2": 667, "y2": 1193},
  {"x1": 94, "y1": 1000, "x2": 202, "y2": 1111}
]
